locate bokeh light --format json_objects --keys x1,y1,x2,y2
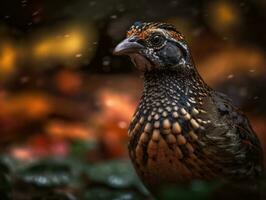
[
  {"x1": 34, "y1": 29, "x2": 85, "y2": 58},
  {"x1": 0, "y1": 43, "x2": 16, "y2": 76},
  {"x1": 206, "y1": 1, "x2": 241, "y2": 34}
]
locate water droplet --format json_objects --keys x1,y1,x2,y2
[
  {"x1": 227, "y1": 74, "x2": 234, "y2": 79},
  {"x1": 110, "y1": 15, "x2": 117, "y2": 19},
  {"x1": 21, "y1": 0, "x2": 27, "y2": 7},
  {"x1": 20, "y1": 76, "x2": 29, "y2": 84},
  {"x1": 192, "y1": 27, "x2": 204, "y2": 37},
  {"x1": 75, "y1": 53, "x2": 82, "y2": 58},
  {"x1": 32, "y1": 10, "x2": 40, "y2": 16},
  {"x1": 239, "y1": 87, "x2": 247, "y2": 97},
  {"x1": 240, "y1": 2, "x2": 246, "y2": 7},
  {"x1": 170, "y1": 0, "x2": 179, "y2": 5},
  {"x1": 102, "y1": 56, "x2": 111, "y2": 66},
  {"x1": 89, "y1": 1, "x2": 96, "y2": 6},
  {"x1": 118, "y1": 121, "x2": 127, "y2": 129},
  {"x1": 223, "y1": 36, "x2": 229, "y2": 41},
  {"x1": 117, "y1": 4, "x2": 125, "y2": 12}
]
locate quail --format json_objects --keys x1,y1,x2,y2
[{"x1": 113, "y1": 22, "x2": 264, "y2": 191}]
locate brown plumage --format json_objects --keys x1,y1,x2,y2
[{"x1": 113, "y1": 22, "x2": 264, "y2": 191}]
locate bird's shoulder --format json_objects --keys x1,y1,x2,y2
[
  {"x1": 201, "y1": 90, "x2": 263, "y2": 178},
  {"x1": 210, "y1": 90, "x2": 262, "y2": 157},
  {"x1": 210, "y1": 91, "x2": 256, "y2": 138}
]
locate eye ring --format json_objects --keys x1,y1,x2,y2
[{"x1": 148, "y1": 33, "x2": 165, "y2": 47}]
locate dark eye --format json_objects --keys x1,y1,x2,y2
[{"x1": 149, "y1": 34, "x2": 165, "y2": 47}]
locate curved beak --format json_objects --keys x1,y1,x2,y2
[{"x1": 113, "y1": 37, "x2": 144, "y2": 55}]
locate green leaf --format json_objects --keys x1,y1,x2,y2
[
  {"x1": 157, "y1": 180, "x2": 219, "y2": 200},
  {"x1": 70, "y1": 140, "x2": 98, "y2": 157},
  {"x1": 0, "y1": 155, "x2": 17, "y2": 174},
  {"x1": 0, "y1": 155, "x2": 14, "y2": 199},
  {"x1": 84, "y1": 187, "x2": 144, "y2": 200},
  {"x1": 0, "y1": 173, "x2": 12, "y2": 200},
  {"x1": 86, "y1": 160, "x2": 149, "y2": 195},
  {"x1": 17, "y1": 159, "x2": 73, "y2": 188}
]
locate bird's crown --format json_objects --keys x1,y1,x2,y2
[{"x1": 127, "y1": 21, "x2": 184, "y2": 42}]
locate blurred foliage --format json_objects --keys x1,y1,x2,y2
[
  {"x1": 0, "y1": 154, "x2": 150, "y2": 199},
  {"x1": 18, "y1": 160, "x2": 73, "y2": 188},
  {"x1": 84, "y1": 188, "x2": 143, "y2": 200},
  {"x1": 157, "y1": 181, "x2": 219, "y2": 200},
  {"x1": 0, "y1": 152, "x2": 265, "y2": 199}
]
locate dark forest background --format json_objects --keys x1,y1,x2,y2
[{"x1": 0, "y1": 0, "x2": 265, "y2": 199}]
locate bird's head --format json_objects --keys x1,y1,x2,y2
[{"x1": 113, "y1": 22, "x2": 193, "y2": 72}]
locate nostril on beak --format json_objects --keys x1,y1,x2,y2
[{"x1": 128, "y1": 37, "x2": 137, "y2": 42}]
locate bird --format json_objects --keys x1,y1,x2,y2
[{"x1": 113, "y1": 22, "x2": 264, "y2": 192}]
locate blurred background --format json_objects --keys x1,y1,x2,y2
[{"x1": 0, "y1": 0, "x2": 265, "y2": 199}]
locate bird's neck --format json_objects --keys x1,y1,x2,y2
[{"x1": 143, "y1": 70, "x2": 209, "y2": 102}]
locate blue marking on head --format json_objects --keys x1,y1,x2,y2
[{"x1": 133, "y1": 21, "x2": 143, "y2": 28}]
